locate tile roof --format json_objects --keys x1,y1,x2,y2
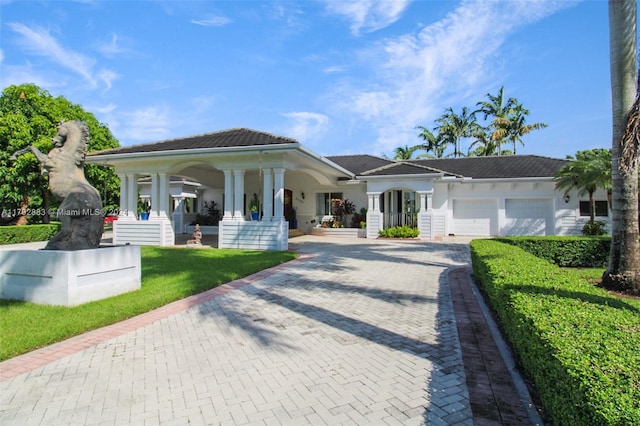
[
  {"x1": 327, "y1": 155, "x2": 568, "y2": 179},
  {"x1": 325, "y1": 155, "x2": 393, "y2": 176},
  {"x1": 409, "y1": 155, "x2": 568, "y2": 178},
  {"x1": 90, "y1": 128, "x2": 297, "y2": 156}
]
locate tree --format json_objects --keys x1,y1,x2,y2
[
  {"x1": 392, "y1": 145, "x2": 419, "y2": 160},
  {"x1": 0, "y1": 84, "x2": 121, "y2": 224},
  {"x1": 434, "y1": 107, "x2": 478, "y2": 158},
  {"x1": 501, "y1": 104, "x2": 548, "y2": 155},
  {"x1": 603, "y1": 0, "x2": 640, "y2": 293},
  {"x1": 468, "y1": 126, "x2": 501, "y2": 156},
  {"x1": 475, "y1": 86, "x2": 517, "y2": 155},
  {"x1": 415, "y1": 126, "x2": 448, "y2": 158},
  {"x1": 555, "y1": 149, "x2": 612, "y2": 223}
]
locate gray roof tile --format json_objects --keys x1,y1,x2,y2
[
  {"x1": 90, "y1": 128, "x2": 297, "y2": 156},
  {"x1": 327, "y1": 155, "x2": 567, "y2": 179}
]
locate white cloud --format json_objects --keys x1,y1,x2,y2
[
  {"x1": 97, "y1": 69, "x2": 119, "y2": 91},
  {"x1": 191, "y1": 14, "x2": 232, "y2": 27},
  {"x1": 323, "y1": 65, "x2": 346, "y2": 74},
  {"x1": 96, "y1": 33, "x2": 135, "y2": 58},
  {"x1": 281, "y1": 112, "x2": 330, "y2": 144},
  {"x1": 118, "y1": 105, "x2": 172, "y2": 142},
  {"x1": 7, "y1": 22, "x2": 117, "y2": 91},
  {"x1": 334, "y1": 0, "x2": 576, "y2": 154},
  {"x1": 325, "y1": 0, "x2": 412, "y2": 35},
  {"x1": 0, "y1": 62, "x2": 66, "y2": 90}
]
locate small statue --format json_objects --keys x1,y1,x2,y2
[
  {"x1": 187, "y1": 224, "x2": 202, "y2": 246},
  {"x1": 10, "y1": 121, "x2": 103, "y2": 250}
]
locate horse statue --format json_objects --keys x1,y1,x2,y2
[{"x1": 10, "y1": 121, "x2": 104, "y2": 250}]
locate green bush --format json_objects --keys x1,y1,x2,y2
[
  {"x1": 582, "y1": 220, "x2": 607, "y2": 236},
  {"x1": 494, "y1": 236, "x2": 610, "y2": 267},
  {"x1": 378, "y1": 225, "x2": 419, "y2": 238},
  {"x1": 470, "y1": 239, "x2": 640, "y2": 425},
  {"x1": 0, "y1": 224, "x2": 61, "y2": 245}
]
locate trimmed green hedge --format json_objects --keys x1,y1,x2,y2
[
  {"x1": 494, "y1": 236, "x2": 610, "y2": 267},
  {"x1": 378, "y1": 225, "x2": 419, "y2": 238},
  {"x1": 0, "y1": 224, "x2": 61, "y2": 245},
  {"x1": 470, "y1": 239, "x2": 640, "y2": 425}
]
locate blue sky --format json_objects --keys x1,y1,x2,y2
[{"x1": 0, "y1": 0, "x2": 624, "y2": 159}]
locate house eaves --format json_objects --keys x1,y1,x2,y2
[{"x1": 86, "y1": 143, "x2": 301, "y2": 165}]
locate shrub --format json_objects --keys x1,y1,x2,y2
[
  {"x1": 470, "y1": 239, "x2": 640, "y2": 424},
  {"x1": 582, "y1": 220, "x2": 607, "y2": 236},
  {"x1": 0, "y1": 224, "x2": 61, "y2": 245},
  {"x1": 191, "y1": 200, "x2": 221, "y2": 226},
  {"x1": 494, "y1": 236, "x2": 610, "y2": 267},
  {"x1": 351, "y1": 207, "x2": 367, "y2": 228},
  {"x1": 378, "y1": 225, "x2": 419, "y2": 238}
]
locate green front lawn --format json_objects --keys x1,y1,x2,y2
[{"x1": 0, "y1": 246, "x2": 297, "y2": 361}]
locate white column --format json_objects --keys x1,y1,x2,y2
[
  {"x1": 417, "y1": 192, "x2": 428, "y2": 212},
  {"x1": 126, "y1": 173, "x2": 139, "y2": 220},
  {"x1": 368, "y1": 192, "x2": 382, "y2": 212},
  {"x1": 150, "y1": 173, "x2": 159, "y2": 219},
  {"x1": 273, "y1": 168, "x2": 285, "y2": 220},
  {"x1": 158, "y1": 172, "x2": 170, "y2": 220},
  {"x1": 222, "y1": 170, "x2": 233, "y2": 221},
  {"x1": 262, "y1": 168, "x2": 273, "y2": 221},
  {"x1": 233, "y1": 170, "x2": 245, "y2": 221},
  {"x1": 116, "y1": 173, "x2": 130, "y2": 220}
]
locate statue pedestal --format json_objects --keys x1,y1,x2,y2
[{"x1": 0, "y1": 245, "x2": 141, "y2": 306}]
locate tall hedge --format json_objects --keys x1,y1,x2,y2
[
  {"x1": 470, "y1": 239, "x2": 639, "y2": 424},
  {"x1": 494, "y1": 236, "x2": 611, "y2": 267},
  {"x1": 0, "y1": 224, "x2": 61, "y2": 245}
]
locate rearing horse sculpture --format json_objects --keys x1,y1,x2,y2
[{"x1": 10, "y1": 121, "x2": 104, "y2": 250}]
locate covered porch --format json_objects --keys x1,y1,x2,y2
[{"x1": 87, "y1": 128, "x2": 354, "y2": 251}]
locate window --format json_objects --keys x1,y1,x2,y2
[
  {"x1": 316, "y1": 192, "x2": 343, "y2": 215},
  {"x1": 579, "y1": 200, "x2": 608, "y2": 217}
]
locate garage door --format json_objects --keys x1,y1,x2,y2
[
  {"x1": 504, "y1": 199, "x2": 552, "y2": 236},
  {"x1": 452, "y1": 199, "x2": 495, "y2": 236}
]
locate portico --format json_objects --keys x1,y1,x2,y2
[{"x1": 87, "y1": 128, "x2": 354, "y2": 250}]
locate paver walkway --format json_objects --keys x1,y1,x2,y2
[{"x1": 1, "y1": 236, "x2": 531, "y2": 425}]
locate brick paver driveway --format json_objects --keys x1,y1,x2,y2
[{"x1": 1, "y1": 236, "x2": 473, "y2": 425}]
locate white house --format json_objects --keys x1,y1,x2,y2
[{"x1": 87, "y1": 128, "x2": 610, "y2": 250}]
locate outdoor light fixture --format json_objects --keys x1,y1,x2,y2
[
  {"x1": 564, "y1": 194, "x2": 570, "y2": 203},
  {"x1": 301, "y1": 191, "x2": 305, "y2": 199}
]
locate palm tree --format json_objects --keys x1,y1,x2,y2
[
  {"x1": 502, "y1": 104, "x2": 548, "y2": 154},
  {"x1": 475, "y1": 86, "x2": 517, "y2": 155},
  {"x1": 555, "y1": 149, "x2": 612, "y2": 223},
  {"x1": 467, "y1": 127, "x2": 499, "y2": 156},
  {"x1": 603, "y1": 0, "x2": 640, "y2": 293},
  {"x1": 415, "y1": 126, "x2": 448, "y2": 158},
  {"x1": 392, "y1": 145, "x2": 418, "y2": 160},
  {"x1": 434, "y1": 107, "x2": 478, "y2": 158}
]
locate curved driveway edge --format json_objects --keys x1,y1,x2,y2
[{"x1": 3, "y1": 236, "x2": 483, "y2": 425}]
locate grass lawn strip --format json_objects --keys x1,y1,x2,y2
[{"x1": 0, "y1": 246, "x2": 297, "y2": 361}]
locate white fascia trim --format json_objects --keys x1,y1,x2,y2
[
  {"x1": 357, "y1": 173, "x2": 444, "y2": 180},
  {"x1": 86, "y1": 143, "x2": 301, "y2": 164},
  {"x1": 459, "y1": 177, "x2": 554, "y2": 184}
]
